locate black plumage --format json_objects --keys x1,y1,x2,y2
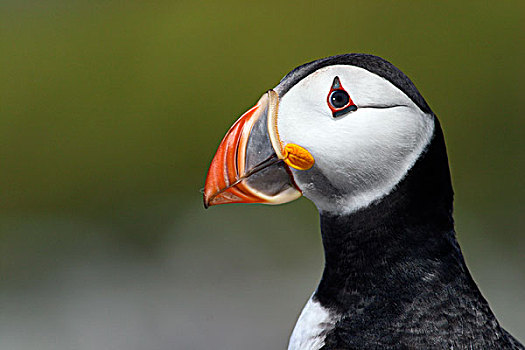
[
  {"x1": 316, "y1": 120, "x2": 522, "y2": 349},
  {"x1": 275, "y1": 54, "x2": 524, "y2": 349}
]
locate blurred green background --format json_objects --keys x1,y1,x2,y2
[{"x1": 1, "y1": 1, "x2": 523, "y2": 349}]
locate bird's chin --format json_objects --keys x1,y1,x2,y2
[{"x1": 203, "y1": 91, "x2": 302, "y2": 208}]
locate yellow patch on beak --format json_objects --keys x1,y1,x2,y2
[{"x1": 283, "y1": 143, "x2": 315, "y2": 170}]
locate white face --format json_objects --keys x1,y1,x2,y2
[{"x1": 276, "y1": 65, "x2": 435, "y2": 214}]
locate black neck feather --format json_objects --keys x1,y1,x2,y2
[
  {"x1": 317, "y1": 118, "x2": 455, "y2": 306},
  {"x1": 315, "y1": 119, "x2": 520, "y2": 348}
]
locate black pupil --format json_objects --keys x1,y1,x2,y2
[{"x1": 330, "y1": 90, "x2": 350, "y2": 108}]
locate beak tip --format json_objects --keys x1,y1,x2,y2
[{"x1": 203, "y1": 192, "x2": 212, "y2": 209}]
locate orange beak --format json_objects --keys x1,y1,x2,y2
[{"x1": 203, "y1": 91, "x2": 302, "y2": 208}]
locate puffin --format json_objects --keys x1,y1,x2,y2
[{"x1": 202, "y1": 54, "x2": 524, "y2": 349}]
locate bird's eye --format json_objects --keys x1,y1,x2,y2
[
  {"x1": 327, "y1": 76, "x2": 357, "y2": 118},
  {"x1": 330, "y1": 90, "x2": 350, "y2": 108}
]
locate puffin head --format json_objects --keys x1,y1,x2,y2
[{"x1": 204, "y1": 54, "x2": 436, "y2": 214}]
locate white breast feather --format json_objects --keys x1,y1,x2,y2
[{"x1": 288, "y1": 296, "x2": 337, "y2": 350}]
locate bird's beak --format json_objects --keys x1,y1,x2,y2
[{"x1": 203, "y1": 90, "x2": 305, "y2": 208}]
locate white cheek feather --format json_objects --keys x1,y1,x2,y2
[
  {"x1": 276, "y1": 65, "x2": 435, "y2": 214},
  {"x1": 288, "y1": 296, "x2": 338, "y2": 350},
  {"x1": 332, "y1": 113, "x2": 434, "y2": 214}
]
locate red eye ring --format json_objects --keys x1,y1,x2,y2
[{"x1": 327, "y1": 76, "x2": 357, "y2": 118}]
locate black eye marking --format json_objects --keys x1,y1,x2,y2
[{"x1": 327, "y1": 76, "x2": 357, "y2": 118}]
